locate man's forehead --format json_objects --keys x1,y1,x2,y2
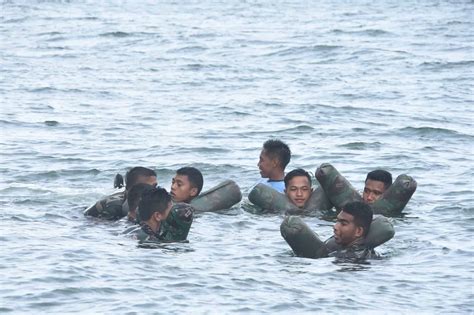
[
  {"x1": 174, "y1": 174, "x2": 189, "y2": 182},
  {"x1": 337, "y1": 211, "x2": 354, "y2": 221},
  {"x1": 365, "y1": 179, "x2": 386, "y2": 190},
  {"x1": 137, "y1": 175, "x2": 156, "y2": 182},
  {"x1": 289, "y1": 176, "x2": 311, "y2": 186}
]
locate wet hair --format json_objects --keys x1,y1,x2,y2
[
  {"x1": 342, "y1": 201, "x2": 373, "y2": 237},
  {"x1": 127, "y1": 183, "x2": 154, "y2": 212},
  {"x1": 125, "y1": 167, "x2": 157, "y2": 190},
  {"x1": 263, "y1": 139, "x2": 291, "y2": 170},
  {"x1": 284, "y1": 168, "x2": 312, "y2": 188},
  {"x1": 365, "y1": 170, "x2": 393, "y2": 190},
  {"x1": 138, "y1": 187, "x2": 171, "y2": 222},
  {"x1": 176, "y1": 167, "x2": 204, "y2": 195}
]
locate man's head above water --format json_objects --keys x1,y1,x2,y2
[
  {"x1": 171, "y1": 166, "x2": 203, "y2": 203},
  {"x1": 333, "y1": 201, "x2": 373, "y2": 246},
  {"x1": 284, "y1": 168, "x2": 313, "y2": 209},
  {"x1": 363, "y1": 169, "x2": 392, "y2": 204}
]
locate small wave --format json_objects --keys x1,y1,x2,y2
[
  {"x1": 339, "y1": 142, "x2": 382, "y2": 150},
  {"x1": 3, "y1": 17, "x2": 28, "y2": 24},
  {"x1": 28, "y1": 87, "x2": 56, "y2": 93},
  {"x1": 0, "y1": 119, "x2": 22, "y2": 126},
  {"x1": 100, "y1": 31, "x2": 131, "y2": 38},
  {"x1": 168, "y1": 46, "x2": 208, "y2": 54},
  {"x1": 419, "y1": 60, "x2": 474, "y2": 71},
  {"x1": 184, "y1": 63, "x2": 230, "y2": 71},
  {"x1": 280, "y1": 125, "x2": 314, "y2": 133},
  {"x1": 41, "y1": 45, "x2": 71, "y2": 50},
  {"x1": 27, "y1": 87, "x2": 84, "y2": 94},
  {"x1": 44, "y1": 120, "x2": 59, "y2": 126},
  {"x1": 265, "y1": 44, "x2": 342, "y2": 57},
  {"x1": 37, "y1": 31, "x2": 62, "y2": 36},
  {"x1": 14, "y1": 198, "x2": 52, "y2": 206},
  {"x1": 42, "y1": 213, "x2": 69, "y2": 220},
  {"x1": 0, "y1": 307, "x2": 13, "y2": 313},
  {"x1": 398, "y1": 126, "x2": 462, "y2": 138},
  {"x1": 193, "y1": 147, "x2": 230, "y2": 154},
  {"x1": 331, "y1": 29, "x2": 393, "y2": 36},
  {"x1": 75, "y1": 16, "x2": 99, "y2": 21},
  {"x1": 12, "y1": 169, "x2": 102, "y2": 182},
  {"x1": 0, "y1": 186, "x2": 51, "y2": 194},
  {"x1": 44, "y1": 36, "x2": 67, "y2": 42},
  {"x1": 10, "y1": 215, "x2": 35, "y2": 222}
]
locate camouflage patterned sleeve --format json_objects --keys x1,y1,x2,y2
[
  {"x1": 83, "y1": 191, "x2": 127, "y2": 220},
  {"x1": 160, "y1": 203, "x2": 195, "y2": 241}
]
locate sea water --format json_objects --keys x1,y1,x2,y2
[{"x1": 0, "y1": 0, "x2": 473, "y2": 313}]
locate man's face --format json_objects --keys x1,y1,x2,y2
[
  {"x1": 136, "y1": 175, "x2": 158, "y2": 188},
  {"x1": 363, "y1": 179, "x2": 386, "y2": 204},
  {"x1": 258, "y1": 150, "x2": 277, "y2": 178},
  {"x1": 333, "y1": 211, "x2": 363, "y2": 246},
  {"x1": 171, "y1": 174, "x2": 197, "y2": 203},
  {"x1": 285, "y1": 176, "x2": 312, "y2": 208}
]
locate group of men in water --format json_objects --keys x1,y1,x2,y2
[
  {"x1": 85, "y1": 139, "x2": 394, "y2": 259},
  {"x1": 84, "y1": 166, "x2": 204, "y2": 242},
  {"x1": 257, "y1": 139, "x2": 393, "y2": 259}
]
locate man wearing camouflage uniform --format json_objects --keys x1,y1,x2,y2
[
  {"x1": 125, "y1": 187, "x2": 194, "y2": 243},
  {"x1": 327, "y1": 201, "x2": 378, "y2": 259},
  {"x1": 84, "y1": 166, "x2": 157, "y2": 220}
]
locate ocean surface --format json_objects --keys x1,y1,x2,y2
[{"x1": 1, "y1": 0, "x2": 473, "y2": 314}]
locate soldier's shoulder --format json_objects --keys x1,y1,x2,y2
[{"x1": 84, "y1": 190, "x2": 126, "y2": 220}]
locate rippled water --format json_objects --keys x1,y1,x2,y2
[{"x1": 1, "y1": 1, "x2": 473, "y2": 314}]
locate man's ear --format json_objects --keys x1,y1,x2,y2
[
  {"x1": 271, "y1": 158, "x2": 279, "y2": 169},
  {"x1": 190, "y1": 187, "x2": 198, "y2": 197},
  {"x1": 153, "y1": 211, "x2": 163, "y2": 222},
  {"x1": 355, "y1": 226, "x2": 364, "y2": 238}
]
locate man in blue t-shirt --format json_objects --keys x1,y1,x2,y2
[{"x1": 256, "y1": 139, "x2": 291, "y2": 193}]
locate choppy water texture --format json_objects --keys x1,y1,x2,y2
[{"x1": 1, "y1": 0, "x2": 473, "y2": 314}]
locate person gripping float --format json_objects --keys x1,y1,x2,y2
[{"x1": 281, "y1": 201, "x2": 382, "y2": 260}]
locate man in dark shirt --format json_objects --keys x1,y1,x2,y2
[
  {"x1": 125, "y1": 187, "x2": 194, "y2": 243},
  {"x1": 126, "y1": 187, "x2": 173, "y2": 242},
  {"x1": 84, "y1": 167, "x2": 157, "y2": 220},
  {"x1": 328, "y1": 201, "x2": 378, "y2": 259}
]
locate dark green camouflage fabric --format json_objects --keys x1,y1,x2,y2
[
  {"x1": 280, "y1": 216, "x2": 328, "y2": 259},
  {"x1": 127, "y1": 223, "x2": 161, "y2": 242},
  {"x1": 303, "y1": 186, "x2": 333, "y2": 212},
  {"x1": 326, "y1": 239, "x2": 380, "y2": 260},
  {"x1": 325, "y1": 215, "x2": 394, "y2": 251},
  {"x1": 160, "y1": 203, "x2": 194, "y2": 241},
  {"x1": 371, "y1": 174, "x2": 417, "y2": 216},
  {"x1": 190, "y1": 180, "x2": 242, "y2": 213},
  {"x1": 83, "y1": 191, "x2": 128, "y2": 220},
  {"x1": 327, "y1": 238, "x2": 379, "y2": 260},
  {"x1": 315, "y1": 163, "x2": 362, "y2": 210},
  {"x1": 281, "y1": 216, "x2": 383, "y2": 260},
  {"x1": 126, "y1": 203, "x2": 195, "y2": 243},
  {"x1": 249, "y1": 183, "x2": 296, "y2": 214},
  {"x1": 316, "y1": 163, "x2": 416, "y2": 216}
]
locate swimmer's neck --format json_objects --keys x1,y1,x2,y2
[{"x1": 267, "y1": 170, "x2": 285, "y2": 182}]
